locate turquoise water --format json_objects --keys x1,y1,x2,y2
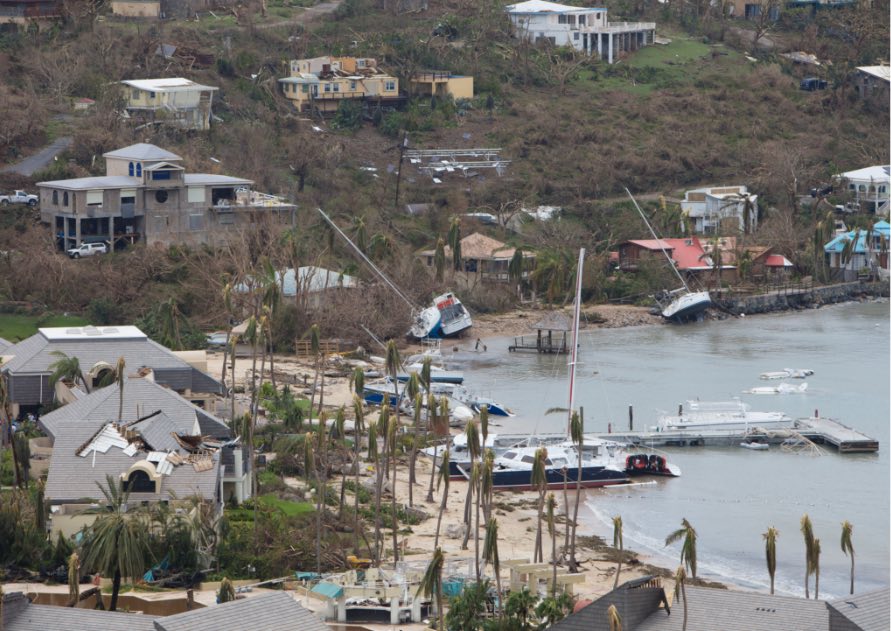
[{"x1": 462, "y1": 300, "x2": 890, "y2": 598}]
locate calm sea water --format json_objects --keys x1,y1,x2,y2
[{"x1": 459, "y1": 300, "x2": 890, "y2": 599}]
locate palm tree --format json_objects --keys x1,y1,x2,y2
[
  {"x1": 367, "y1": 419, "x2": 383, "y2": 563},
  {"x1": 434, "y1": 237, "x2": 446, "y2": 282},
  {"x1": 483, "y1": 518, "x2": 503, "y2": 616},
  {"x1": 674, "y1": 566, "x2": 688, "y2": 631},
  {"x1": 532, "y1": 447, "x2": 548, "y2": 563},
  {"x1": 352, "y1": 395, "x2": 365, "y2": 554},
  {"x1": 48, "y1": 351, "x2": 90, "y2": 393},
  {"x1": 218, "y1": 577, "x2": 236, "y2": 603},
  {"x1": 546, "y1": 493, "x2": 558, "y2": 597},
  {"x1": 461, "y1": 420, "x2": 481, "y2": 553},
  {"x1": 568, "y1": 410, "x2": 584, "y2": 571},
  {"x1": 80, "y1": 475, "x2": 151, "y2": 611},
  {"x1": 425, "y1": 394, "x2": 440, "y2": 504},
  {"x1": 448, "y1": 217, "x2": 462, "y2": 271},
  {"x1": 665, "y1": 518, "x2": 698, "y2": 579},
  {"x1": 67, "y1": 552, "x2": 80, "y2": 606},
  {"x1": 113, "y1": 356, "x2": 126, "y2": 422},
  {"x1": 416, "y1": 547, "x2": 445, "y2": 631},
  {"x1": 607, "y1": 603, "x2": 622, "y2": 631},
  {"x1": 763, "y1": 526, "x2": 779, "y2": 595},
  {"x1": 433, "y1": 446, "x2": 450, "y2": 549},
  {"x1": 406, "y1": 374, "x2": 421, "y2": 508},
  {"x1": 841, "y1": 520, "x2": 855, "y2": 595},
  {"x1": 813, "y1": 537, "x2": 822, "y2": 599},
  {"x1": 801, "y1": 514, "x2": 815, "y2": 598},
  {"x1": 303, "y1": 432, "x2": 323, "y2": 574},
  {"x1": 612, "y1": 515, "x2": 624, "y2": 589},
  {"x1": 388, "y1": 412, "x2": 400, "y2": 563},
  {"x1": 508, "y1": 248, "x2": 526, "y2": 297},
  {"x1": 308, "y1": 324, "x2": 322, "y2": 415}
]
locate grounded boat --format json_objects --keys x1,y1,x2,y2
[
  {"x1": 317, "y1": 208, "x2": 472, "y2": 340},
  {"x1": 449, "y1": 386, "x2": 514, "y2": 417},
  {"x1": 652, "y1": 399, "x2": 795, "y2": 433},
  {"x1": 626, "y1": 189, "x2": 711, "y2": 322},
  {"x1": 745, "y1": 382, "x2": 809, "y2": 395},
  {"x1": 740, "y1": 440, "x2": 769, "y2": 451}
]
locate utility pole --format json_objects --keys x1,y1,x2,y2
[{"x1": 393, "y1": 132, "x2": 408, "y2": 212}]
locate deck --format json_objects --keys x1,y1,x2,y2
[{"x1": 594, "y1": 417, "x2": 878, "y2": 453}]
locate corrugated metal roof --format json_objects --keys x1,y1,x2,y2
[
  {"x1": 828, "y1": 588, "x2": 890, "y2": 630},
  {"x1": 155, "y1": 591, "x2": 329, "y2": 631},
  {"x1": 78, "y1": 424, "x2": 129, "y2": 456}
]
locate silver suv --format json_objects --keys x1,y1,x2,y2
[{"x1": 67, "y1": 242, "x2": 108, "y2": 259}]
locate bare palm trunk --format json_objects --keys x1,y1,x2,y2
[
  {"x1": 391, "y1": 434, "x2": 399, "y2": 564},
  {"x1": 434, "y1": 487, "x2": 447, "y2": 550},
  {"x1": 474, "y1": 476, "x2": 481, "y2": 580},
  {"x1": 614, "y1": 541, "x2": 623, "y2": 589},
  {"x1": 534, "y1": 490, "x2": 545, "y2": 563},
  {"x1": 461, "y1": 480, "x2": 473, "y2": 551},
  {"x1": 110, "y1": 568, "x2": 122, "y2": 612},
  {"x1": 353, "y1": 438, "x2": 362, "y2": 555},
  {"x1": 426, "y1": 441, "x2": 437, "y2": 503},
  {"x1": 562, "y1": 468, "x2": 570, "y2": 559}
]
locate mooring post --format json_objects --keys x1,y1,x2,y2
[{"x1": 629, "y1": 405, "x2": 633, "y2": 431}]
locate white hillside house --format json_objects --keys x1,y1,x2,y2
[
  {"x1": 680, "y1": 186, "x2": 759, "y2": 235},
  {"x1": 506, "y1": 0, "x2": 656, "y2": 64}
]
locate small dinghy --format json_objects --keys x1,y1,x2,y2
[
  {"x1": 760, "y1": 368, "x2": 814, "y2": 380},
  {"x1": 740, "y1": 440, "x2": 769, "y2": 451}
]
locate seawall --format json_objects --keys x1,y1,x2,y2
[{"x1": 716, "y1": 281, "x2": 889, "y2": 316}]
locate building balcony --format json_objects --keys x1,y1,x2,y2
[{"x1": 596, "y1": 21, "x2": 656, "y2": 33}]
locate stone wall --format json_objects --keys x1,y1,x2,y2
[{"x1": 717, "y1": 281, "x2": 889, "y2": 316}]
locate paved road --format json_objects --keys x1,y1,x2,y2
[{"x1": 1, "y1": 136, "x2": 73, "y2": 177}]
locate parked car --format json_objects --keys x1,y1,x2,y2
[
  {"x1": 0, "y1": 190, "x2": 38, "y2": 206},
  {"x1": 800, "y1": 77, "x2": 827, "y2": 91},
  {"x1": 67, "y1": 242, "x2": 108, "y2": 259},
  {"x1": 810, "y1": 184, "x2": 833, "y2": 197}
]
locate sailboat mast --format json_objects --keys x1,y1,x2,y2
[
  {"x1": 316, "y1": 207, "x2": 418, "y2": 310},
  {"x1": 567, "y1": 248, "x2": 585, "y2": 433},
  {"x1": 624, "y1": 188, "x2": 690, "y2": 292}
]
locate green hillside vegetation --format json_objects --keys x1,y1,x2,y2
[{"x1": 0, "y1": 0, "x2": 886, "y2": 342}]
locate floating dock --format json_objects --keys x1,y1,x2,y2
[{"x1": 594, "y1": 417, "x2": 879, "y2": 453}]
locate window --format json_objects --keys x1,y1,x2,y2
[
  {"x1": 324, "y1": 83, "x2": 331, "y2": 93},
  {"x1": 52, "y1": 191, "x2": 58, "y2": 205},
  {"x1": 187, "y1": 187, "x2": 206, "y2": 203},
  {"x1": 568, "y1": 14, "x2": 576, "y2": 24},
  {"x1": 574, "y1": 32, "x2": 579, "y2": 40},
  {"x1": 520, "y1": 455, "x2": 535, "y2": 464},
  {"x1": 351, "y1": 81, "x2": 357, "y2": 91},
  {"x1": 123, "y1": 470, "x2": 155, "y2": 493},
  {"x1": 302, "y1": 85, "x2": 309, "y2": 93},
  {"x1": 63, "y1": 192, "x2": 68, "y2": 206},
  {"x1": 152, "y1": 170, "x2": 172, "y2": 181},
  {"x1": 189, "y1": 214, "x2": 204, "y2": 230},
  {"x1": 333, "y1": 83, "x2": 340, "y2": 92},
  {"x1": 136, "y1": 163, "x2": 142, "y2": 177},
  {"x1": 132, "y1": 90, "x2": 139, "y2": 100},
  {"x1": 579, "y1": 14, "x2": 586, "y2": 24},
  {"x1": 128, "y1": 162, "x2": 134, "y2": 176},
  {"x1": 385, "y1": 80, "x2": 396, "y2": 91},
  {"x1": 86, "y1": 190, "x2": 103, "y2": 205},
  {"x1": 155, "y1": 190, "x2": 168, "y2": 204},
  {"x1": 880, "y1": 185, "x2": 887, "y2": 193},
  {"x1": 558, "y1": 14, "x2": 567, "y2": 23},
  {"x1": 149, "y1": 91, "x2": 156, "y2": 99}
]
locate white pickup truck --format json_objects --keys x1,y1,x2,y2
[
  {"x1": 67, "y1": 242, "x2": 108, "y2": 259},
  {"x1": 0, "y1": 190, "x2": 38, "y2": 206}
]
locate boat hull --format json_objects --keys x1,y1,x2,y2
[
  {"x1": 662, "y1": 291, "x2": 711, "y2": 322},
  {"x1": 458, "y1": 464, "x2": 629, "y2": 490}
]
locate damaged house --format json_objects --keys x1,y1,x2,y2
[
  {"x1": 45, "y1": 412, "x2": 227, "y2": 537},
  {"x1": 120, "y1": 78, "x2": 218, "y2": 131}
]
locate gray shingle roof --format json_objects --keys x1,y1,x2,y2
[
  {"x1": 633, "y1": 585, "x2": 829, "y2": 631},
  {"x1": 0, "y1": 336, "x2": 12, "y2": 352},
  {"x1": 154, "y1": 591, "x2": 329, "y2": 631},
  {"x1": 549, "y1": 576, "x2": 668, "y2": 631},
  {"x1": 1, "y1": 328, "x2": 222, "y2": 395},
  {"x1": 39, "y1": 377, "x2": 229, "y2": 440},
  {"x1": 3, "y1": 592, "x2": 157, "y2": 631},
  {"x1": 828, "y1": 588, "x2": 890, "y2": 631},
  {"x1": 103, "y1": 143, "x2": 183, "y2": 162},
  {"x1": 45, "y1": 417, "x2": 220, "y2": 504}
]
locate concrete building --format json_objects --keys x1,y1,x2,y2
[
  {"x1": 834, "y1": 165, "x2": 890, "y2": 215},
  {"x1": 854, "y1": 65, "x2": 890, "y2": 102},
  {"x1": 409, "y1": 71, "x2": 474, "y2": 100},
  {"x1": 279, "y1": 57, "x2": 401, "y2": 113},
  {"x1": 506, "y1": 0, "x2": 656, "y2": 64},
  {"x1": 680, "y1": 185, "x2": 759, "y2": 235},
  {"x1": 120, "y1": 78, "x2": 217, "y2": 130},
  {"x1": 37, "y1": 143, "x2": 295, "y2": 251}
]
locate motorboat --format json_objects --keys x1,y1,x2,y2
[
  {"x1": 740, "y1": 440, "x2": 769, "y2": 451},
  {"x1": 396, "y1": 364, "x2": 464, "y2": 385},
  {"x1": 745, "y1": 382, "x2": 809, "y2": 395},
  {"x1": 449, "y1": 386, "x2": 514, "y2": 417},
  {"x1": 624, "y1": 453, "x2": 682, "y2": 477},
  {"x1": 651, "y1": 399, "x2": 796, "y2": 433},
  {"x1": 760, "y1": 368, "x2": 814, "y2": 380}
]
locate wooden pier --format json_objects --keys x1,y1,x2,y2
[
  {"x1": 507, "y1": 311, "x2": 570, "y2": 354},
  {"x1": 594, "y1": 417, "x2": 878, "y2": 453}
]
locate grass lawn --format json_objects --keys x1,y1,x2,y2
[
  {"x1": 259, "y1": 494, "x2": 314, "y2": 516},
  {"x1": 0, "y1": 313, "x2": 90, "y2": 342}
]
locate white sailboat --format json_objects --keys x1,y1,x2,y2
[
  {"x1": 317, "y1": 208, "x2": 472, "y2": 339},
  {"x1": 625, "y1": 189, "x2": 711, "y2": 322}
]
